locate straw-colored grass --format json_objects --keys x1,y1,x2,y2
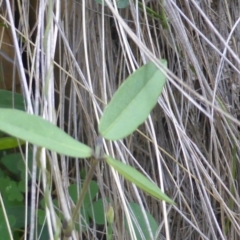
[{"x1": 0, "y1": 0, "x2": 240, "y2": 239}]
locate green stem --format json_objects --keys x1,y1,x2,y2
[{"x1": 62, "y1": 158, "x2": 98, "y2": 237}]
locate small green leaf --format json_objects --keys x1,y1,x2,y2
[
  {"x1": 99, "y1": 60, "x2": 167, "y2": 140},
  {"x1": 95, "y1": 0, "x2": 130, "y2": 9},
  {"x1": 125, "y1": 202, "x2": 158, "y2": 240},
  {"x1": 95, "y1": 0, "x2": 107, "y2": 6},
  {"x1": 5, "y1": 181, "x2": 23, "y2": 202},
  {"x1": 68, "y1": 181, "x2": 99, "y2": 204},
  {"x1": 87, "y1": 199, "x2": 105, "y2": 225},
  {"x1": 106, "y1": 204, "x2": 114, "y2": 225},
  {"x1": 0, "y1": 108, "x2": 92, "y2": 158},
  {"x1": 0, "y1": 137, "x2": 25, "y2": 150},
  {"x1": 37, "y1": 209, "x2": 46, "y2": 225},
  {"x1": 0, "y1": 209, "x2": 15, "y2": 238},
  {"x1": 0, "y1": 90, "x2": 25, "y2": 110},
  {"x1": 105, "y1": 155, "x2": 175, "y2": 204},
  {"x1": 69, "y1": 182, "x2": 99, "y2": 230},
  {"x1": 17, "y1": 150, "x2": 35, "y2": 181},
  {"x1": 5, "y1": 205, "x2": 28, "y2": 230},
  {"x1": 1, "y1": 153, "x2": 23, "y2": 175}
]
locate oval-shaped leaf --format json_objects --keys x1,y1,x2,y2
[
  {"x1": 88, "y1": 199, "x2": 105, "y2": 225},
  {"x1": 99, "y1": 60, "x2": 167, "y2": 140},
  {"x1": 0, "y1": 137, "x2": 25, "y2": 150},
  {"x1": 125, "y1": 202, "x2": 158, "y2": 240},
  {"x1": 0, "y1": 90, "x2": 25, "y2": 110},
  {"x1": 68, "y1": 181, "x2": 99, "y2": 205},
  {"x1": 1, "y1": 153, "x2": 22, "y2": 175},
  {"x1": 0, "y1": 108, "x2": 92, "y2": 158},
  {"x1": 105, "y1": 155, "x2": 175, "y2": 204}
]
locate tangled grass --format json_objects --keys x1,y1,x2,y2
[{"x1": 1, "y1": 0, "x2": 240, "y2": 239}]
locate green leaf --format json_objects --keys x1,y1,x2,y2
[
  {"x1": 0, "y1": 108, "x2": 92, "y2": 158},
  {"x1": 68, "y1": 181, "x2": 99, "y2": 227},
  {"x1": 106, "y1": 204, "x2": 114, "y2": 225},
  {"x1": 5, "y1": 180, "x2": 23, "y2": 202},
  {"x1": 0, "y1": 209, "x2": 15, "y2": 239},
  {"x1": 68, "y1": 181, "x2": 99, "y2": 205},
  {"x1": 0, "y1": 90, "x2": 25, "y2": 110},
  {"x1": 87, "y1": 199, "x2": 105, "y2": 225},
  {"x1": 125, "y1": 202, "x2": 158, "y2": 240},
  {"x1": 1, "y1": 153, "x2": 23, "y2": 175},
  {"x1": 0, "y1": 177, "x2": 23, "y2": 202},
  {"x1": 95, "y1": 0, "x2": 130, "y2": 9},
  {"x1": 37, "y1": 209, "x2": 46, "y2": 225},
  {"x1": 99, "y1": 60, "x2": 167, "y2": 140},
  {"x1": 0, "y1": 137, "x2": 25, "y2": 150},
  {"x1": 37, "y1": 223, "x2": 49, "y2": 240},
  {"x1": 105, "y1": 155, "x2": 175, "y2": 204},
  {"x1": 6, "y1": 205, "x2": 29, "y2": 230},
  {"x1": 17, "y1": 150, "x2": 34, "y2": 181}
]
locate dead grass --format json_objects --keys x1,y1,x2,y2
[{"x1": 1, "y1": 0, "x2": 240, "y2": 239}]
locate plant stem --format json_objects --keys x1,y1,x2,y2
[{"x1": 62, "y1": 158, "x2": 99, "y2": 237}]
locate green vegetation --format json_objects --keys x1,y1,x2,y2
[
  {"x1": 1, "y1": 0, "x2": 240, "y2": 239},
  {"x1": 0, "y1": 60, "x2": 172, "y2": 238}
]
